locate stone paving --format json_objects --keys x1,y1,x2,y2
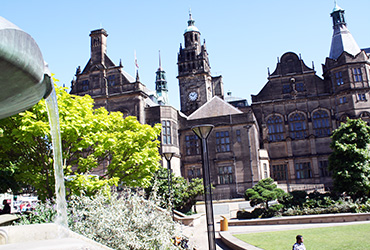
[{"x1": 182, "y1": 214, "x2": 231, "y2": 250}]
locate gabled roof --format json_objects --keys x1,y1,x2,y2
[
  {"x1": 188, "y1": 96, "x2": 242, "y2": 120},
  {"x1": 80, "y1": 54, "x2": 136, "y2": 83}
]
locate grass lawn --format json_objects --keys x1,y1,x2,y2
[{"x1": 233, "y1": 223, "x2": 370, "y2": 250}]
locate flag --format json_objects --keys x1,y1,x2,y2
[{"x1": 134, "y1": 50, "x2": 139, "y2": 69}]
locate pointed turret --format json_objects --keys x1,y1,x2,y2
[
  {"x1": 155, "y1": 51, "x2": 169, "y2": 105},
  {"x1": 329, "y1": 3, "x2": 361, "y2": 59}
]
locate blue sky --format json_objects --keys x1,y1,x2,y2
[{"x1": 2, "y1": 1, "x2": 370, "y2": 109}]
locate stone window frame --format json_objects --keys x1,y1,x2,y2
[
  {"x1": 353, "y1": 68, "x2": 363, "y2": 82},
  {"x1": 236, "y1": 129, "x2": 241, "y2": 143},
  {"x1": 161, "y1": 120, "x2": 171, "y2": 145},
  {"x1": 185, "y1": 134, "x2": 200, "y2": 155},
  {"x1": 271, "y1": 164, "x2": 287, "y2": 181},
  {"x1": 282, "y1": 84, "x2": 291, "y2": 94},
  {"x1": 357, "y1": 93, "x2": 367, "y2": 102},
  {"x1": 319, "y1": 160, "x2": 331, "y2": 177},
  {"x1": 81, "y1": 80, "x2": 89, "y2": 91},
  {"x1": 218, "y1": 166, "x2": 233, "y2": 185},
  {"x1": 107, "y1": 75, "x2": 116, "y2": 86},
  {"x1": 215, "y1": 131, "x2": 231, "y2": 152},
  {"x1": 312, "y1": 109, "x2": 331, "y2": 137},
  {"x1": 296, "y1": 82, "x2": 305, "y2": 92},
  {"x1": 266, "y1": 114, "x2": 285, "y2": 142},
  {"x1": 339, "y1": 114, "x2": 349, "y2": 123},
  {"x1": 187, "y1": 165, "x2": 202, "y2": 180},
  {"x1": 339, "y1": 96, "x2": 347, "y2": 104},
  {"x1": 360, "y1": 111, "x2": 370, "y2": 118},
  {"x1": 295, "y1": 162, "x2": 312, "y2": 179},
  {"x1": 335, "y1": 71, "x2": 344, "y2": 85},
  {"x1": 263, "y1": 163, "x2": 269, "y2": 179},
  {"x1": 288, "y1": 112, "x2": 308, "y2": 140}
]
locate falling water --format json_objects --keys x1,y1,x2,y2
[{"x1": 45, "y1": 86, "x2": 68, "y2": 235}]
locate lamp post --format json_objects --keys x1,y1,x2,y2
[
  {"x1": 163, "y1": 152, "x2": 174, "y2": 220},
  {"x1": 245, "y1": 125, "x2": 255, "y2": 186},
  {"x1": 285, "y1": 160, "x2": 290, "y2": 192},
  {"x1": 192, "y1": 124, "x2": 216, "y2": 250}
]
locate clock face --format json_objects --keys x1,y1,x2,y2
[{"x1": 188, "y1": 91, "x2": 198, "y2": 101}]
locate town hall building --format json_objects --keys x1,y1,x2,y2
[{"x1": 70, "y1": 4, "x2": 370, "y2": 199}]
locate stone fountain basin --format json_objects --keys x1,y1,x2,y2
[{"x1": 0, "y1": 223, "x2": 112, "y2": 250}]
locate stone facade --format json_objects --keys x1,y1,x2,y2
[
  {"x1": 251, "y1": 5, "x2": 370, "y2": 191},
  {"x1": 70, "y1": 5, "x2": 370, "y2": 199}
]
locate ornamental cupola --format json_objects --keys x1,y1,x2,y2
[
  {"x1": 329, "y1": 2, "x2": 361, "y2": 60},
  {"x1": 155, "y1": 51, "x2": 169, "y2": 105}
]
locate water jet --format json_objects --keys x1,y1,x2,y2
[{"x1": 0, "y1": 16, "x2": 110, "y2": 249}]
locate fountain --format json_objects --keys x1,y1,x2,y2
[{"x1": 0, "y1": 16, "x2": 110, "y2": 249}]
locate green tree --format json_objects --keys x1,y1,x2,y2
[
  {"x1": 0, "y1": 86, "x2": 161, "y2": 200},
  {"x1": 329, "y1": 118, "x2": 370, "y2": 200},
  {"x1": 244, "y1": 178, "x2": 285, "y2": 209},
  {"x1": 145, "y1": 167, "x2": 204, "y2": 213}
]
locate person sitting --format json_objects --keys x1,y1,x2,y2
[
  {"x1": 292, "y1": 235, "x2": 306, "y2": 250},
  {"x1": 0, "y1": 199, "x2": 11, "y2": 214}
]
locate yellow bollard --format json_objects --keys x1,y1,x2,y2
[{"x1": 220, "y1": 215, "x2": 228, "y2": 231}]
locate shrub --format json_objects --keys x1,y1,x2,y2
[
  {"x1": 16, "y1": 190, "x2": 186, "y2": 250},
  {"x1": 278, "y1": 190, "x2": 307, "y2": 208},
  {"x1": 263, "y1": 204, "x2": 284, "y2": 218},
  {"x1": 16, "y1": 199, "x2": 56, "y2": 225},
  {"x1": 237, "y1": 210, "x2": 254, "y2": 219},
  {"x1": 281, "y1": 198, "x2": 356, "y2": 216},
  {"x1": 236, "y1": 205, "x2": 284, "y2": 219},
  {"x1": 244, "y1": 178, "x2": 286, "y2": 209}
]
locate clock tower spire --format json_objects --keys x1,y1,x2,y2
[{"x1": 177, "y1": 11, "x2": 213, "y2": 115}]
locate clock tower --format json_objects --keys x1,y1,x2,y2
[{"x1": 177, "y1": 12, "x2": 213, "y2": 116}]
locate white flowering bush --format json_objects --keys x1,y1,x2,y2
[
  {"x1": 16, "y1": 190, "x2": 186, "y2": 250},
  {"x1": 16, "y1": 199, "x2": 57, "y2": 225}
]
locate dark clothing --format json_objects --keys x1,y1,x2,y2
[{"x1": 0, "y1": 203, "x2": 11, "y2": 214}]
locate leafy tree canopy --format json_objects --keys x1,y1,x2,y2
[
  {"x1": 244, "y1": 178, "x2": 285, "y2": 209},
  {"x1": 145, "y1": 167, "x2": 204, "y2": 213},
  {"x1": 0, "y1": 85, "x2": 161, "y2": 200},
  {"x1": 329, "y1": 118, "x2": 370, "y2": 200}
]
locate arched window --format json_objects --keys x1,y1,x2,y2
[
  {"x1": 289, "y1": 113, "x2": 307, "y2": 139},
  {"x1": 360, "y1": 112, "x2": 370, "y2": 118},
  {"x1": 340, "y1": 114, "x2": 349, "y2": 123},
  {"x1": 360, "y1": 112, "x2": 370, "y2": 125},
  {"x1": 267, "y1": 115, "x2": 284, "y2": 142},
  {"x1": 312, "y1": 110, "x2": 331, "y2": 137}
]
